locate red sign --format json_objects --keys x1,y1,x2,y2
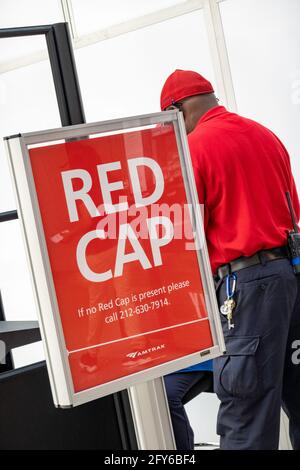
[{"x1": 29, "y1": 125, "x2": 213, "y2": 393}]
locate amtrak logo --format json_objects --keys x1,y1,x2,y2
[{"x1": 126, "y1": 344, "x2": 165, "y2": 359}]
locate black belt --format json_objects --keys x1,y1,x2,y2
[{"x1": 216, "y1": 246, "x2": 289, "y2": 280}]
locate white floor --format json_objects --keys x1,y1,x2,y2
[{"x1": 185, "y1": 392, "x2": 220, "y2": 447}]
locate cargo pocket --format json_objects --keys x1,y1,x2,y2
[{"x1": 214, "y1": 336, "x2": 260, "y2": 399}]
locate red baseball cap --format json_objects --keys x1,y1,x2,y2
[{"x1": 160, "y1": 69, "x2": 214, "y2": 111}]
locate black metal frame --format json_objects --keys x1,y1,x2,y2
[
  {"x1": 0, "y1": 22, "x2": 137, "y2": 449},
  {"x1": 0, "y1": 23, "x2": 85, "y2": 227}
]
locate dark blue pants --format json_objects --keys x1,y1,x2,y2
[
  {"x1": 164, "y1": 372, "x2": 206, "y2": 450},
  {"x1": 214, "y1": 258, "x2": 300, "y2": 449}
]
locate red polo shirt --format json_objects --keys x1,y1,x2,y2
[{"x1": 188, "y1": 106, "x2": 300, "y2": 274}]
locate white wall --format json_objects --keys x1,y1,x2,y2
[
  {"x1": 71, "y1": 0, "x2": 186, "y2": 36},
  {"x1": 220, "y1": 0, "x2": 300, "y2": 190},
  {"x1": 75, "y1": 9, "x2": 215, "y2": 122}
]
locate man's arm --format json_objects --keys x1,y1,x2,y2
[{"x1": 270, "y1": 130, "x2": 300, "y2": 223}]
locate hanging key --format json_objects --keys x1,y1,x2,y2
[
  {"x1": 220, "y1": 273, "x2": 237, "y2": 330},
  {"x1": 227, "y1": 308, "x2": 235, "y2": 330},
  {"x1": 220, "y1": 296, "x2": 236, "y2": 315}
]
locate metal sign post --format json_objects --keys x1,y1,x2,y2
[{"x1": 129, "y1": 378, "x2": 176, "y2": 450}]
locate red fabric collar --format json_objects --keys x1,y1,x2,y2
[{"x1": 197, "y1": 105, "x2": 228, "y2": 126}]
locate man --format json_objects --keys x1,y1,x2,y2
[{"x1": 160, "y1": 69, "x2": 300, "y2": 450}]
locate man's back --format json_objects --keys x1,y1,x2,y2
[
  {"x1": 188, "y1": 105, "x2": 300, "y2": 273},
  {"x1": 160, "y1": 69, "x2": 300, "y2": 450}
]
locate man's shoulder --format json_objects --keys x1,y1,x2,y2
[
  {"x1": 188, "y1": 111, "x2": 235, "y2": 143},
  {"x1": 188, "y1": 110, "x2": 281, "y2": 149},
  {"x1": 187, "y1": 110, "x2": 289, "y2": 172}
]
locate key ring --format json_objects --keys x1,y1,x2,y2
[{"x1": 226, "y1": 273, "x2": 237, "y2": 299}]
